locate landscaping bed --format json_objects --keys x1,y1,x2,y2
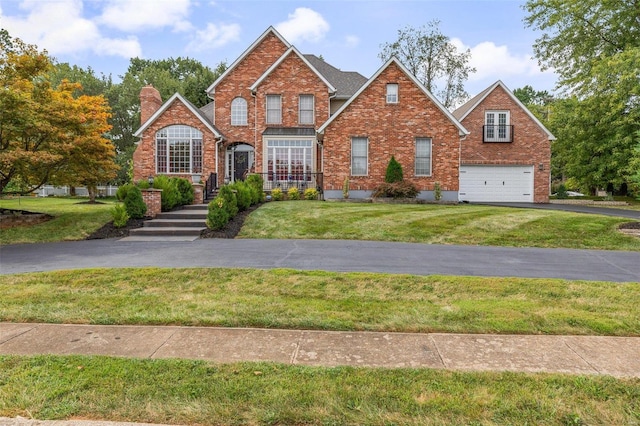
[{"x1": 0, "y1": 208, "x2": 52, "y2": 229}]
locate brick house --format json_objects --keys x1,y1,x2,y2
[
  {"x1": 453, "y1": 80, "x2": 555, "y2": 203},
  {"x1": 133, "y1": 27, "x2": 553, "y2": 203}
]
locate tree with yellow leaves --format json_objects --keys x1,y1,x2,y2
[{"x1": 0, "y1": 30, "x2": 117, "y2": 201}]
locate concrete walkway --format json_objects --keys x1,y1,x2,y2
[{"x1": 1, "y1": 323, "x2": 638, "y2": 378}]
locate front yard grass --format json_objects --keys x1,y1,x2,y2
[
  {"x1": 1, "y1": 355, "x2": 638, "y2": 425},
  {"x1": 239, "y1": 201, "x2": 640, "y2": 251},
  {"x1": 2, "y1": 268, "x2": 638, "y2": 336},
  {"x1": 0, "y1": 197, "x2": 115, "y2": 244}
]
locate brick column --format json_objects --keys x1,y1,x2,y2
[
  {"x1": 141, "y1": 189, "x2": 162, "y2": 218},
  {"x1": 192, "y1": 183, "x2": 204, "y2": 205}
]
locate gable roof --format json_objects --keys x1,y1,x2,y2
[
  {"x1": 249, "y1": 47, "x2": 336, "y2": 93},
  {"x1": 453, "y1": 80, "x2": 556, "y2": 140},
  {"x1": 304, "y1": 54, "x2": 368, "y2": 99},
  {"x1": 317, "y1": 57, "x2": 469, "y2": 136},
  {"x1": 133, "y1": 92, "x2": 223, "y2": 139},
  {"x1": 205, "y1": 26, "x2": 290, "y2": 96}
]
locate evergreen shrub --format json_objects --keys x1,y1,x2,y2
[
  {"x1": 111, "y1": 204, "x2": 130, "y2": 228},
  {"x1": 123, "y1": 186, "x2": 147, "y2": 218},
  {"x1": 206, "y1": 197, "x2": 230, "y2": 230},
  {"x1": 385, "y1": 156, "x2": 403, "y2": 183}
]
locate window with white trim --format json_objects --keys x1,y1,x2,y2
[
  {"x1": 265, "y1": 139, "x2": 313, "y2": 181},
  {"x1": 155, "y1": 125, "x2": 202, "y2": 174},
  {"x1": 415, "y1": 137, "x2": 432, "y2": 176},
  {"x1": 299, "y1": 94, "x2": 314, "y2": 125},
  {"x1": 231, "y1": 97, "x2": 247, "y2": 125},
  {"x1": 386, "y1": 83, "x2": 398, "y2": 103},
  {"x1": 266, "y1": 95, "x2": 282, "y2": 124},
  {"x1": 351, "y1": 137, "x2": 368, "y2": 175},
  {"x1": 484, "y1": 111, "x2": 511, "y2": 142}
]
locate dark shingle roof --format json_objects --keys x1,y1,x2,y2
[
  {"x1": 452, "y1": 85, "x2": 494, "y2": 121},
  {"x1": 304, "y1": 54, "x2": 368, "y2": 99}
]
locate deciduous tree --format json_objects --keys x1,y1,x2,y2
[
  {"x1": 379, "y1": 21, "x2": 475, "y2": 108},
  {"x1": 0, "y1": 31, "x2": 116, "y2": 197}
]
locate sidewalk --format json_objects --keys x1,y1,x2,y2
[{"x1": 1, "y1": 323, "x2": 638, "y2": 378}]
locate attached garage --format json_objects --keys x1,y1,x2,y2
[{"x1": 459, "y1": 165, "x2": 534, "y2": 202}]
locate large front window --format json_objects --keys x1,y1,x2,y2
[
  {"x1": 156, "y1": 125, "x2": 202, "y2": 174},
  {"x1": 266, "y1": 139, "x2": 313, "y2": 181}
]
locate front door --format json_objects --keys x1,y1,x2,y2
[{"x1": 234, "y1": 151, "x2": 249, "y2": 181}]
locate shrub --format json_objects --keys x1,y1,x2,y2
[
  {"x1": 343, "y1": 178, "x2": 349, "y2": 199},
  {"x1": 218, "y1": 185, "x2": 238, "y2": 217},
  {"x1": 173, "y1": 177, "x2": 194, "y2": 206},
  {"x1": 556, "y1": 183, "x2": 568, "y2": 199},
  {"x1": 152, "y1": 175, "x2": 180, "y2": 211},
  {"x1": 304, "y1": 187, "x2": 318, "y2": 200},
  {"x1": 115, "y1": 183, "x2": 135, "y2": 202},
  {"x1": 123, "y1": 186, "x2": 147, "y2": 219},
  {"x1": 206, "y1": 196, "x2": 229, "y2": 230},
  {"x1": 385, "y1": 156, "x2": 403, "y2": 183},
  {"x1": 288, "y1": 187, "x2": 300, "y2": 200},
  {"x1": 271, "y1": 187, "x2": 283, "y2": 201},
  {"x1": 230, "y1": 181, "x2": 252, "y2": 211},
  {"x1": 111, "y1": 204, "x2": 129, "y2": 228},
  {"x1": 136, "y1": 180, "x2": 150, "y2": 190},
  {"x1": 372, "y1": 181, "x2": 419, "y2": 199},
  {"x1": 434, "y1": 182, "x2": 442, "y2": 201},
  {"x1": 245, "y1": 174, "x2": 264, "y2": 204}
]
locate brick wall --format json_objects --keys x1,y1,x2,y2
[
  {"x1": 460, "y1": 85, "x2": 551, "y2": 202},
  {"x1": 141, "y1": 189, "x2": 162, "y2": 218},
  {"x1": 322, "y1": 62, "x2": 461, "y2": 196}
]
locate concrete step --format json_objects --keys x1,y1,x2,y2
[
  {"x1": 129, "y1": 226, "x2": 206, "y2": 237},
  {"x1": 143, "y1": 219, "x2": 206, "y2": 228},
  {"x1": 155, "y1": 211, "x2": 207, "y2": 220},
  {"x1": 182, "y1": 204, "x2": 209, "y2": 210}
]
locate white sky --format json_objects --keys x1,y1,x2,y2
[{"x1": 0, "y1": 0, "x2": 557, "y2": 98}]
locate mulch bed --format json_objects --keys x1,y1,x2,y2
[
  {"x1": 86, "y1": 203, "x2": 261, "y2": 240},
  {"x1": 619, "y1": 221, "x2": 640, "y2": 230}
]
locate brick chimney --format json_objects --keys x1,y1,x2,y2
[{"x1": 140, "y1": 85, "x2": 162, "y2": 125}]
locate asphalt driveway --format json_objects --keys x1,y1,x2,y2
[
  {"x1": 1, "y1": 238, "x2": 638, "y2": 282},
  {"x1": 479, "y1": 202, "x2": 640, "y2": 219}
]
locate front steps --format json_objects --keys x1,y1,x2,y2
[{"x1": 123, "y1": 204, "x2": 208, "y2": 241}]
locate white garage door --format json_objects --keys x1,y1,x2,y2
[{"x1": 459, "y1": 165, "x2": 534, "y2": 202}]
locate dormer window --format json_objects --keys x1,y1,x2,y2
[
  {"x1": 484, "y1": 111, "x2": 512, "y2": 142},
  {"x1": 386, "y1": 83, "x2": 398, "y2": 104}
]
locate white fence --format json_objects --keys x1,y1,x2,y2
[{"x1": 36, "y1": 185, "x2": 119, "y2": 197}]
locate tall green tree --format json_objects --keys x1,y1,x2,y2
[
  {"x1": 524, "y1": 0, "x2": 640, "y2": 194},
  {"x1": 106, "y1": 57, "x2": 226, "y2": 184},
  {"x1": 379, "y1": 21, "x2": 476, "y2": 108}
]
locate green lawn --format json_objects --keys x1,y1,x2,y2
[
  {"x1": 2, "y1": 268, "x2": 638, "y2": 336},
  {"x1": 1, "y1": 355, "x2": 638, "y2": 425},
  {"x1": 239, "y1": 201, "x2": 640, "y2": 251},
  {"x1": 0, "y1": 197, "x2": 116, "y2": 244}
]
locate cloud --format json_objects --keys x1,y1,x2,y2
[
  {"x1": 0, "y1": 0, "x2": 142, "y2": 58},
  {"x1": 451, "y1": 38, "x2": 550, "y2": 82},
  {"x1": 98, "y1": 0, "x2": 193, "y2": 32},
  {"x1": 275, "y1": 8, "x2": 329, "y2": 44},
  {"x1": 345, "y1": 35, "x2": 360, "y2": 48},
  {"x1": 186, "y1": 22, "x2": 241, "y2": 52}
]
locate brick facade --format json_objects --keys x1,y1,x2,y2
[
  {"x1": 459, "y1": 85, "x2": 551, "y2": 203},
  {"x1": 133, "y1": 98, "x2": 217, "y2": 183},
  {"x1": 321, "y1": 61, "x2": 461, "y2": 199},
  {"x1": 133, "y1": 27, "x2": 552, "y2": 204}
]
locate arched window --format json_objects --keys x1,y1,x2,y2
[
  {"x1": 155, "y1": 125, "x2": 202, "y2": 174},
  {"x1": 231, "y1": 97, "x2": 247, "y2": 125}
]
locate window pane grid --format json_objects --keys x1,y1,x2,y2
[
  {"x1": 351, "y1": 137, "x2": 368, "y2": 175},
  {"x1": 155, "y1": 125, "x2": 202, "y2": 174},
  {"x1": 266, "y1": 139, "x2": 313, "y2": 181},
  {"x1": 266, "y1": 95, "x2": 281, "y2": 124},
  {"x1": 299, "y1": 95, "x2": 314, "y2": 124},
  {"x1": 386, "y1": 84, "x2": 398, "y2": 103},
  {"x1": 415, "y1": 138, "x2": 432, "y2": 176},
  {"x1": 231, "y1": 98, "x2": 247, "y2": 125}
]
